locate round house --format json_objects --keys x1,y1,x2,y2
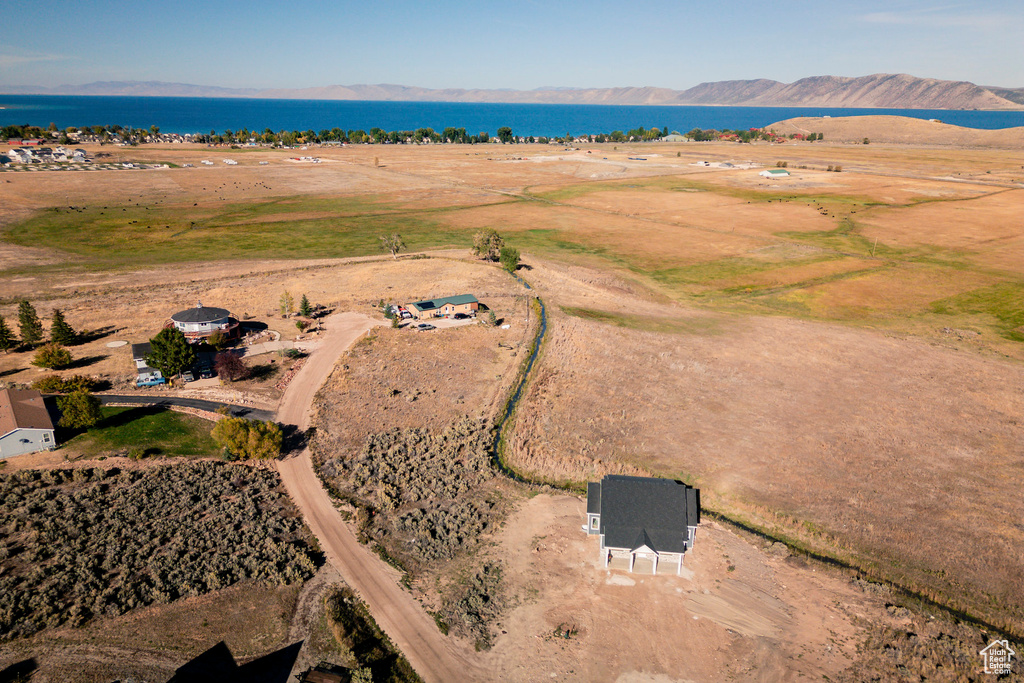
[{"x1": 170, "y1": 301, "x2": 239, "y2": 342}]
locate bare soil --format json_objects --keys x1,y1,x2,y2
[{"x1": 508, "y1": 258, "x2": 1024, "y2": 636}]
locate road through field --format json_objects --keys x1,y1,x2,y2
[{"x1": 275, "y1": 311, "x2": 480, "y2": 683}]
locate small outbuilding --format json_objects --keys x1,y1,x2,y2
[
  {"x1": 131, "y1": 342, "x2": 166, "y2": 386},
  {"x1": 586, "y1": 475, "x2": 700, "y2": 575},
  {"x1": 759, "y1": 168, "x2": 790, "y2": 178},
  {"x1": 405, "y1": 294, "x2": 479, "y2": 320},
  {"x1": 170, "y1": 301, "x2": 239, "y2": 342},
  {"x1": 0, "y1": 389, "x2": 56, "y2": 459}
]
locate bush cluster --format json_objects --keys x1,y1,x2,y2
[
  {"x1": 321, "y1": 418, "x2": 498, "y2": 564},
  {"x1": 334, "y1": 418, "x2": 494, "y2": 508},
  {"x1": 0, "y1": 462, "x2": 318, "y2": 640},
  {"x1": 396, "y1": 499, "x2": 495, "y2": 561},
  {"x1": 31, "y1": 374, "x2": 96, "y2": 393},
  {"x1": 443, "y1": 564, "x2": 505, "y2": 650}
]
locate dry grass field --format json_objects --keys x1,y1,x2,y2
[{"x1": 0, "y1": 125, "x2": 1022, "y2": 677}]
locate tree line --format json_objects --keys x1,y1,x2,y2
[{"x1": 3, "y1": 122, "x2": 828, "y2": 148}]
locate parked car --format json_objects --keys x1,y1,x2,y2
[
  {"x1": 181, "y1": 371, "x2": 195, "y2": 382},
  {"x1": 417, "y1": 324, "x2": 436, "y2": 331},
  {"x1": 453, "y1": 313, "x2": 470, "y2": 320}
]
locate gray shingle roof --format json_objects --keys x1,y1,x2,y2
[
  {"x1": 587, "y1": 482, "x2": 601, "y2": 514},
  {"x1": 589, "y1": 475, "x2": 699, "y2": 554},
  {"x1": 170, "y1": 304, "x2": 231, "y2": 324}
]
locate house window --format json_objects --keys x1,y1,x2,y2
[
  {"x1": 590, "y1": 516, "x2": 599, "y2": 530},
  {"x1": 43, "y1": 433, "x2": 51, "y2": 443}
]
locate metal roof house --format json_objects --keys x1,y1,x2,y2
[
  {"x1": 169, "y1": 301, "x2": 239, "y2": 342},
  {"x1": 586, "y1": 475, "x2": 700, "y2": 575},
  {"x1": 759, "y1": 168, "x2": 790, "y2": 178},
  {"x1": 0, "y1": 389, "x2": 56, "y2": 459},
  {"x1": 405, "y1": 294, "x2": 479, "y2": 319}
]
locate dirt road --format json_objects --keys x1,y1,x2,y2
[{"x1": 275, "y1": 312, "x2": 480, "y2": 683}]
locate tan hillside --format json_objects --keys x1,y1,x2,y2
[{"x1": 767, "y1": 114, "x2": 1024, "y2": 148}]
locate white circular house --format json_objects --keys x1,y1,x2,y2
[{"x1": 169, "y1": 301, "x2": 239, "y2": 342}]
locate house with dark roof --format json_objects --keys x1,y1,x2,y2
[
  {"x1": 586, "y1": 475, "x2": 700, "y2": 575},
  {"x1": 405, "y1": 294, "x2": 479, "y2": 320},
  {"x1": 169, "y1": 301, "x2": 239, "y2": 342},
  {"x1": 0, "y1": 389, "x2": 56, "y2": 459}
]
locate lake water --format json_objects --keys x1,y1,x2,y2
[{"x1": 1, "y1": 95, "x2": 1023, "y2": 137}]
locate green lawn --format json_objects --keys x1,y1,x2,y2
[{"x1": 61, "y1": 406, "x2": 219, "y2": 459}]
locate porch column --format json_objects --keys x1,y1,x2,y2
[
  {"x1": 629, "y1": 553, "x2": 635, "y2": 573},
  {"x1": 677, "y1": 553, "x2": 684, "y2": 575},
  {"x1": 652, "y1": 554, "x2": 658, "y2": 574},
  {"x1": 602, "y1": 548, "x2": 609, "y2": 568}
]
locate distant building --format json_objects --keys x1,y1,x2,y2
[
  {"x1": 586, "y1": 475, "x2": 700, "y2": 575},
  {"x1": 0, "y1": 389, "x2": 56, "y2": 459},
  {"x1": 405, "y1": 294, "x2": 479, "y2": 320},
  {"x1": 759, "y1": 168, "x2": 790, "y2": 178},
  {"x1": 169, "y1": 301, "x2": 239, "y2": 342}
]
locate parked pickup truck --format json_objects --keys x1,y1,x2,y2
[{"x1": 136, "y1": 377, "x2": 167, "y2": 388}]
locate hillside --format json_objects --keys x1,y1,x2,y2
[
  {"x1": 4, "y1": 74, "x2": 1023, "y2": 110},
  {"x1": 766, "y1": 114, "x2": 1024, "y2": 148}
]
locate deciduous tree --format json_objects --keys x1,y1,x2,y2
[
  {"x1": 472, "y1": 229, "x2": 503, "y2": 262},
  {"x1": 214, "y1": 352, "x2": 249, "y2": 382},
  {"x1": 379, "y1": 233, "x2": 405, "y2": 260},
  {"x1": 56, "y1": 389, "x2": 103, "y2": 429},
  {"x1": 499, "y1": 246, "x2": 520, "y2": 273},
  {"x1": 212, "y1": 417, "x2": 282, "y2": 460},
  {"x1": 279, "y1": 290, "x2": 294, "y2": 317}
]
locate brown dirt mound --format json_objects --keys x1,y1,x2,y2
[{"x1": 767, "y1": 115, "x2": 1024, "y2": 148}]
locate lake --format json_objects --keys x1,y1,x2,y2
[{"x1": 1, "y1": 95, "x2": 1023, "y2": 138}]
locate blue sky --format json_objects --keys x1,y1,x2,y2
[{"x1": 2, "y1": 0, "x2": 1022, "y2": 89}]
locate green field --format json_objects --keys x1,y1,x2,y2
[{"x1": 62, "y1": 406, "x2": 219, "y2": 459}]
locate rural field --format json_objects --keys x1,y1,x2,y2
[{"x1": 0, "y1": 117, "x2": 1022, "y2": 680}]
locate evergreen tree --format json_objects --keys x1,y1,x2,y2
[
  {"x1": 299, "y1": 294, "x2": 312, "y2": 317},
  {"x1": 17, "y1": 300, "x2": 43, "y2": 345},
  {"x1": 50, "y1": 308, "x2": 77, "y2": 345},
  {"x1": 0, "y1": 316, "x2": 15, "y2": 353},
  {"x1": 146, "y1": 328, "x2": 196, "y2": 379}
]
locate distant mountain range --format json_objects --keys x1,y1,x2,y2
[{"x1": 3, "y1": 74, "x2": 1023, "y2": 110}]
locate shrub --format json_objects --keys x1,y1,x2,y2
[
  {"x1": 32, "y1": 374, "x2": 95, "y2": 393},
  {"x1": 207, "y1": 330, "x2": 228, "y2": 351},
  {"x1": 214, "y1": 352, "x2": 249, "y2": 382},
  {"x1": 32, "y1": 343, "x2": 72, "y2": 370},
  {"x1": 0, "y1": 462, "x2": 317, "y2": 639}
]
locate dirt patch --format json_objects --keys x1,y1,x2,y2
[
  {"x1": 476, "y1": 493, "x2": 889, "y2": 682},
  {"x1": 507, "y1": 276, "x2": 1024, "y2": 634}
]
